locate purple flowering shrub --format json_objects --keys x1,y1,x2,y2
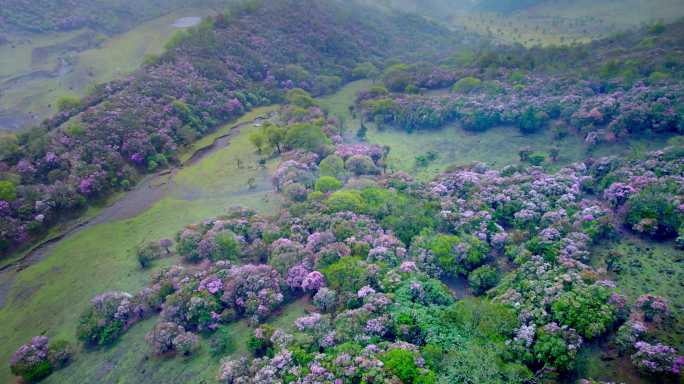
[
  {"x1": 635, "y1": 294, "x2": 671, "y2": 323},
  {"x1": 76, "y1": 291, "x2": 149, "y2": 346},
  {"x1": 631, "y1": 341, "x2": 684, "y2": 376},
  {"x1": 10, "y1": 336, "x2": 72, "y2": 382},
  {"x1": 145, "y1": 322, "x2": 199, "y2": 356},
  {"x1": 174, "y1": 211, "x2": 276, "y2": 263}
]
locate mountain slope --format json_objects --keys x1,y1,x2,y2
[{"x1": 0, "y1": 0, "x2": 460, "y2": 256}]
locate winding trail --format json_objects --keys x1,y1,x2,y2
[{"x1": 0, "y1": 113, "x2": 274, "y2": 307}]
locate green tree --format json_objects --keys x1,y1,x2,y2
[
  {"x1": 352, "y1": 62, "x2": 379, "y2": 80},
  {"x1": 264, "y1": 124, "x2": 286, "y2": 153},
  {"x1": 249, "y1": 131, "x2": 267, "y2": 153},
  {"x1": 0, "y1": 180, "x2": 17, "y2": 201},
  {"x1": 315, "y1": 176, "x2": 342, "y2": 193},
  {"x1": 319, "y1": 154, "x2": 346, "y2": 179},
  {"x1": 213, "y1": 231, "x2": 241, "y2": 261},
  {"x1": 56, "y1": 95, "x2": 81, "y2": 112},
  {"x1": 468, "y1": 265, "x2": 499, "y2": 295},
  {"x1": 284, "y1": 123, "x2": 331, "y2": 154},
  {"x1": 285, "y1": 88, "x2": 317, "y2": 108},
  {"x1": 452, "y1": 77, "x2": 482, "y2": 94},
  {"x1": 382, "y1": 349, "x2": 419, "y2": 383}
]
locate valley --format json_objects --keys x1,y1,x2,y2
[{"x1": 1, "y1": 1, "x2": 683, "y2": 384}]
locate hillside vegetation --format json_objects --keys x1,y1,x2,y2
[
  {"x1": 2, "y1": 1, "x2": 684, "y2": 384},
  {"x1": 0, "y1": 0, "x2": 459, "y2": 256}
]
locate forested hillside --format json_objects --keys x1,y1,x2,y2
[{"x1": 0, "y1": 0, "x2": 459, "y2": 255}]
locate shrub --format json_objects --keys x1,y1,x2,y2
[
  {"x1": 313, "y1": 287, "x2": 338, "y2": 312},
  {"x1": 213, "y1": 231, "x2": 241, "y2": 261},
  {"x1": 428, "y1": 234, "x2": 489, "y2": 275},
  {"x1": 47, "y1": 339, "x2": 72, "y2": 370},
  {"x1": 352, "y1": 62, "x2": 379, "y2": 79},
  {"x1": 283, "y1": 182, "x2": 308, "y2": 202},
  {"x1": 10, "y1": 336, "x2": 53, "y2": 382},
  {"x1": 137, "y1": 241, "x2": 164, "y2": 269},
  {"x1": 383, "y1": 63, "x2": 415, "y2": 92},
  {"x1": 249, "y1": 131, "x2": 267, "y2": 153},
  {"x1": 631, "y1": 341, "x2": 684, "y2": 376},
  {"x1": 321, "y1": 257, "x2": 370, "y2": 294},
  {"x1": 315, "y1": 176, "x2": 342, "y2": 193},
  {"x1": 247, "y1": 326, "x2": 274, "y2": 357},
  {"x1": 452, "y1": 77, "x2": 482, "y2": 94},
  {"x1": 415, "y1": 151, "x2": 438, "y2": 168},
  {"x1": 527, "y1": 152, "x2": 546, "y2": 166},
  {"x1": 395, "y1": 278, "x2": 454, "y2": 307},
  {"x1": 56, "y1": 95, "x2": 81, "y2": 112},
  {"x1": 345, "y1": 155, "x2": 379, "y2": 176},
  {"x1": 326, "y1": 190, "x2": 366, "y2": 213},
  {"x1": 382, "y1": 348, "x2": 419, "y2": 383},
  {"x1": 532, "y1": 324, "x2": 582, "y2": 371},
  {"x1": 176, "y1": 229, "x2": 202, "y2": 262},
  {"x1": 286, "y1": 88, "x2": 317, "y2": 108},
  {"x1": 319, "y1": 154, "x2": 346, "y2": 179},
  {"x1": 468, "y1": 265, "x2": 499, "y2": 295},
  {"x1": 551, "y1": 285, "x2": 617, "y2": 339},
  {"x1": 146, "y1": 322, "x2": 199, "y2": 356},
  {"x1": 625, "y1": 184, "x2": 683, "y2": 238},
  {"x1": 615, "y1": 321, "x2": 647, "y2": 355},
  {"x1": 518, "y1": 107, "x2": 549, "y2": 134},
  {"x1": 0, "y1": 180, "x2": 17, "y2": 201},
  {"x1": 76, "y1": 292, "x2": 137, "y2": 346}
]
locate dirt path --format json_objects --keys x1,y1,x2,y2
[{"x1": 0, "y1": 115, "x2": 272, "y2": 308}]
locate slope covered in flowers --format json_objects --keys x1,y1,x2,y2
[
  {"x1": 356, "y1": 20, "x2": 684, "y2": 144},
  {"x1": 0, "y1": 0, "x2": 459, "y2": 256},
  {"x1": 17, "y1": 93, "x2": 683, "y2": 383}
]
